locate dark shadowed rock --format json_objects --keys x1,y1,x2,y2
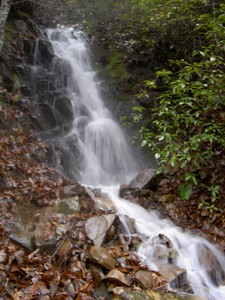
[
  {"x1": 120, "y1": 169, "x2": 162, "y2": 199},
  {"x1": 198, "y1": 244, "x2": 225, "y2": 286},
  {"x1": 156, "y1": 261, "x2": 193, "y2": 294},
  {"x1": 90, "y1": 264, "x2": 105, "y2": 284},
  {"x1": 125, "y1": 169, "x2": 157, "y2": 189},
  {"x1": 35, "y1": 38, "x2": 55, "y2": 65}
]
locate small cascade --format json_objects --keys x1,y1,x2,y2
[
  {"x1": 103, "y1": 187, "x2": 225, "y2": 300},
  {"x1": 31, "y1": 27, "x2": 225, "y2": 300}
]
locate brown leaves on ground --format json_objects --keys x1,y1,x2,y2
[
  {"x1": 156, "y1": 169, "x2": 225, "y2": 251},
  {"x1": 0, "y1": 104, "x2": 66, "y2": 212},
  {"x1": 0, "y1": 239, "x2": 92, "y2": 299},
  {"x1": 0, "y1": 101, "x2": 163, "y2": 299},
  {"x1": 0, "y1": 213, "x2": 165, "y2": 299}
]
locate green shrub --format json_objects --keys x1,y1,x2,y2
[{"x1": 134, "y1": 3, "x2": 225, "y2": 208}]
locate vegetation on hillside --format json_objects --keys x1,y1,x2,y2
[
  {"x1": 52, "y1": 0, "x2": 224, "y2": 211},
  {"x1": 0, "y1": 1, "x2": 225, "y2": 298},
  {"x1": 128, "y1": 1, "x2": 225, "y2": 210}
]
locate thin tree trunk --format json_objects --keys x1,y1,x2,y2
[{"x1": 0, "y1": 0, "x2": 12, "y2": 51}]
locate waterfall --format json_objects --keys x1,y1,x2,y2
[
  {"x1": 43, "y1": 27, "x2": 139, "y2": 185},
  {"x1": 33, "y1": 27, "x2": 225, "y2": 300}
]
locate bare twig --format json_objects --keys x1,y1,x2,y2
[{"x1": 0, "y1": 279, "x2": 15, "y2": 300}]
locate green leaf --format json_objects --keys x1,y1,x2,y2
[{"x1": 180, "y1": 183, "x2": 193, "y2": 201}]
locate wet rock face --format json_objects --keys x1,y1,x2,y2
[
  {"x1": 34, "y1": 38, "x2": 55, "y2": 65},
  {"x1": 140, "y1": 234, "x2": 178, "y2": 264},
  {"x1": 198, "y1": 245, "x2": 225, "y2": 286},
  {"x1": 125, "y1": 169, "x2": 157, "y2": 189},
  {"x1": 23, "y1": 31, "x2": 75, "y2": 137},
  {"x1": 152, "y1": 234, "x2": 178, "y2": 263},
  {"x1": 0, "y1": 16, "x2": 39, "y2": 91},
  {"x1": 119, "y1": 169, "x2": 164, "y2": 209},
  {"x1": 120, "y1": 169, "x2": 156, "y2": 198},
  {"x1": 156, "y1": 261, "x2": 193, "y2": 294}
]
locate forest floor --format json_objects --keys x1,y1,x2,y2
[{"x1": 0, "y1": 89, "x2": 224, "y2": 299}]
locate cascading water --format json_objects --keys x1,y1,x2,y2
[
  {"x1": 33, "y1": 27, "x2": 225, "y2": 300},
  {"x1": 40, "y1": 27, "x2": 139, "y2": 185}
]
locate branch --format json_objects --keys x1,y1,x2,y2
[
  {"x1": 0, "y1": 278, "x2": 15, "y2": 299},
  {"x1": 0, "y1": 0, "x2": 13, "y2": 51}
]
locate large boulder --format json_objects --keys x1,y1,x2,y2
[
  {"x1": 88, "y1": 246, "x2": 116, "y2": 270},
  {"x1": 156, "y1": 261, "x2": 193, "y2": 294},
  {"x1": 198, "y1": 244, "x2": 225, "y2": 286},
  {"x1": 119, "y1": 169, "x2": 163, "y2": 201},
  {"x1": 32, "y1": 38, "x2": 55, "y2": 66},
  {"x1": 85, "y1": 214, "x2": 117, "y2": 246}
]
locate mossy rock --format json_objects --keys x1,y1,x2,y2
[
  {"x1": 106, "y1": 50, "x2": 128, "y2": 81},
  {"x1": 16, "y1": 10, "x2": 31, "y2": 21},
  {"x1": 4, "y1": 22, "x2": 17, "y2": 44}
]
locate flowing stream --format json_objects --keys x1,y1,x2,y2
[{"x1": 34, "y1": 27, "x2": 225, "y2": 300}]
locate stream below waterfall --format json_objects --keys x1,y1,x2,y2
[{"x1": 32, "y1": 27, "x2": 225, "y2": 300}]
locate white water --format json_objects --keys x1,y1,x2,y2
[
  {"x1": 45, "y1": 27, "x2": 225, "y2": 300},
  {"x1": 46, "y1": 27, "x2": 139, "y2": 185}
]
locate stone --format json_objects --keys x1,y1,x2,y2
[
  {"x1": 79, "y1": 195, "x2": 96, "y2": 213},
  {"x1": 105, "y1": 269, "x2": 130, "y2": 286},
  {"x1": 33, "y1": 223, "x2": 57, "y2": 251},
  {"x1": 85, "y1": 214, "x2": 117, "y2": 246},
  {"x1": 60, "y1": 183, "x2": 86, "y2": 199},
  {"x1": 118, "y1": 215, "x2": 136, "y2": 235},
  {"x1": 112, "y1": 289, "x2": 206, "y2": 300},
  {"x1": 9, "y1": 232, "x2": 34, "y2": 252},
  {"x1": 95, "y1": 196, "x2": 115, "y2": 210},
  {"x1": 127, "y1": 169, "x2": 157, "y2": 189},
  {"x1": 90, "y1": 264, "x2": 105, "y2": 284},
  {"x1": 32, "y1": 207, "x2": 57, "y2": 251},
  {"x1": 0, "y1": 250, "x2": 7, "y2": 263},
  {"x1": 150, "y1": 234, "x2": 178, "y2": 263},
  {"x1": 86, "y1": 187, "x2": 115, "y2": 210},
  {"x1": 198, "y1": 244, "x2": 225, "y2": 286},
  {"x1": 120, "y1": 168, "x2": 161, "y2": 198},
  {"x1": 135, "y1": 270, "x2": 157, "y2": 289},
  {"x1": 156, "y1": 261, "x2": 193, "y2": 293},
  {"x1": 88, "y1": 246, "x2": 116, "y2": 270},
  {"x1": 35, "y1": 38, "x2": 55, "y2": 65},
  {"x1": 58, "y1": 239, "x2": 73, "y2": 256},
  {"x1": 57, "y1": 196, "x2": 80, "y2": 215}
]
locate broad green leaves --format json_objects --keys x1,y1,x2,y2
[{"x1": 134, "y1": 2, "x2": 225, "y2": 208}]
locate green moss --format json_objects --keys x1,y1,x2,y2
[
  {"x1": 0, "y1": 93, "x2": 7, "y2": 110},
  {"x1": 12, "y1": 74, "x2": 21, "y2": 91},
  {"x1": 106, "y1": 50, "x2": 128, "y2": 81},
  {"x1": 16, "y1": 10, "x2": 31, "y2": 20},
  {"x1": 0, "y1": 94, "x2": 4, "y2": 109},
  {"x1": 4, "y1": 22, "x2": 17, "y2": 44}
]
